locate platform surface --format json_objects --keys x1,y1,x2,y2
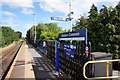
[
  {"x1": 5, "y1": 41, "x2": 120, "y2": 80},
  {"x1": 6, "y1": 41, "x2": 35, "y2": 79},
  {"x1": 6, "y1": 41, "x2": 68, "y2": 79},
  {"x1": 27, "y1": 42, "x2": 68, "y2": 79}
]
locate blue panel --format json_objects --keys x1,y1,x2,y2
[
  {"x1": 64, "y1": 44, "x2": 76, "y2": 58},
  {"x1": 55, "y1": 41, "x2": 60, "y2": 72},
  {"x1": 66, "y1": 18, "x2": 71, "y2": 21},
  {"x1": 51, "y1": 17, "x2": 66, "y2": 21},
  {"x1": 58, "y1": 29, "x2": 87, "y2": 41}
]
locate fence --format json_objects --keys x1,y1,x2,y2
[
  {"x1": 46, "y1": 40, "x2": 91, "y2": 80},
  {"x1": 46, "y1": 40, "x2": 56, "y2": 65}
]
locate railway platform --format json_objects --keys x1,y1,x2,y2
[
  {"x1": 5, "y1": 41, "x2": 68, "y2": 79},
  {"x1": 2, "y1": 40, "x2": 120, "y2": 80}
]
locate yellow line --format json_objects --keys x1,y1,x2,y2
[{"x1": 5, "y1": 43, "x2": 23, "y2": 79}]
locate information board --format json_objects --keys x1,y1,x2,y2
[{"x1": 64, "y1": 44, "x2": 76, "y2": 58}]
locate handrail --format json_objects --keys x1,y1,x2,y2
[{"x1": 83, "y1": 59, "x2": 120, "y2": 80}]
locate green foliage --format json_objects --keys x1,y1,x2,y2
[
  {"x1": 0, "y1": 26, "x2": 22, "y2": 47},
  {"x1": 0, "y1": 27, "x2": 2, "y2": 47},
  {"x1": 73, "y1": 3, "x2": 120, "y2": 59},
  {"x1": 36, "y1": 24, "x2": 48, "y2": 39},
  {"x1": 26, "y1": 23, "x2": 65, "y2": 41},
  {"x1": 16, "y1": 31, "x2": 22, "y2": 38},
  {"x1": 40, "y1": 32, "x2": 58, "y2": 40}
]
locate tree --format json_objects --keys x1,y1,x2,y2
[
  {"x1": 40, "y1": 32, "x2": 58, "y2": 40},
  {"x1": 36, "y1": 23, "x2": 48, "y2": 39},
  {"x1": 73, "y1": 16, "x2": 88, "y2": 31},
  {"x1": 73, "y1": 3, "x2": 120, "y2": 59},
  {"x1": 0, "y1": 27, "x2": 2, "y2": 47},
  {"x1": 0, "y1": 26, "x2": 22, "y2": 47},
  {"x1": 26, "y1": 23, "x2": 65, "y2": 41},
  {"x1": 16, "y1": 31, "x2": 22, "y2": 38},
  {"x1": 39, "y1": 23, "x2": 64, "y2": 40}
]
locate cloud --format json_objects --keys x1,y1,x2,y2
[
  {"x1": 23, "y1": 23, "x2": 32, "y2": 29},
  {"x1": 2, "y1": 18, "x2": 19, "y2": 27},
  {"x1": 1, "y1": 0, "x2": 34, "y2": 8},
  {"x1": 2, "y1": 0, "x2": 34, "y2": 15},
  {"x1": 40, "y1": 0, "x2": 69, "y2": 13},
  {"x1": 2, "y1": 18, "x2": 32, "y2": 37},
  {"x1": 20, "y1": 23, "x2": 33, "y2": 37},
  {"x1": 39, "y1": 0, "x2": 119, "y2": 19},
  {"x1": 21, "y1": 8, "x2": 34, "y2": 15},
  {"x1": 94, "y1": 0, "x2": 119, "y2": 2},
  {"x1": 2, "y1": 11, "x2": 16, "y2": 16}
]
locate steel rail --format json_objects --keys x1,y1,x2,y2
[{"x1": 0, "y1": 41, "x2": 23, "y2": 80}]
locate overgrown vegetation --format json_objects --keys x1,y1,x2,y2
[
  {"x1": 0, "y1": 26, "x2": 22, "y2": 47},
  {"x1": 73, "y1": 2, "x2": 120, "y2": 59}
]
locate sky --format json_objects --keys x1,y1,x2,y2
[{"x1": 0, "y1": 0, "x2": 119, "y2": 37}]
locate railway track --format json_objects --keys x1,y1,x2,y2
[{"x1": 0, "y1": 41, "x2": 24, "y2": 80}]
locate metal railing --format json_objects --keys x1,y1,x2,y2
[{"x1": 83, "y1": 59, "x2": 120, "y2": 80}]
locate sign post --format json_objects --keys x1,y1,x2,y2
[{"x1": 53, "y1": 41, "x2": 60, "y2": 75}]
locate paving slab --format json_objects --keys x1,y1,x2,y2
[
  {"x1": 6, "y1": 41, "x2": 35, "y2": 79},
  {"x1": 27, "y1": 42, "x2": 68, "y2": 79}
]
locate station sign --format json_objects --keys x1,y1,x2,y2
[
  {"x1": 51, "y1": 17, "x2": 66, "y2": 21},
  {"x1": 64, "y1": 44, "x2": 76, "y2": 58},
  {"x1": 51, "y1": 17, "x2": 71, "y2": 21},
  {"x1": 59, "y1": 29, "x2": 87, "y2": 41},
  {"x1": 66, "y1": 18, "x2": 71, "y2": 21}
]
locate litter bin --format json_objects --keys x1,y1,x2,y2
[{"x1": 91, "y1": 52, "x2": 112, "y2": 77}]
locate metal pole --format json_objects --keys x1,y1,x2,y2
[
  {"x1": 70, "y1": 19, "x2": 72, "y2": 31},
  {"x1": 30, "y1": 26, "x2": 32, "y2": 41},
  {"x1": 69, "y1": 0, "x2": 71, "y2": 13},
  {"x1": 33, "y1": 14, "x2": 36, "y2": 43},
  {"x1": 68, "y1": 0, "x2": 73, "y2": 44},
  {"x1": 35, "y1": 14, "x2": 36, "y2": 43},
  {"x1": 69, "y1": 0, "x2": 72, "y2": 32},
  {"x1": 0, "y1": 20, "x2": 1, "y2": 27}
]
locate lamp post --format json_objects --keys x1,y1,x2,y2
[{"x1": 33, "y1": 13, "x2": 36, "y2": 43}]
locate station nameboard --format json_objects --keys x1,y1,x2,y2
[{"x1": 59, "y1": 29, "x2": 87, "y2": 41}]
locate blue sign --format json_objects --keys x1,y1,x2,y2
[
  {"x1": 66, "y1": 18, "x2": 71, "y2": 21},
  {"x1": 51, "y1": 17, "x2": 66, "y2": 21},
  {"x1": 64, "y1": 44, "x2": 76, "y2": 58},
  {"x1": 59, "y1": 29, "x2": 88, "y2": 44},
  {"x1": 51, "y1": 17, "x2": 71, "y2": 21}
]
